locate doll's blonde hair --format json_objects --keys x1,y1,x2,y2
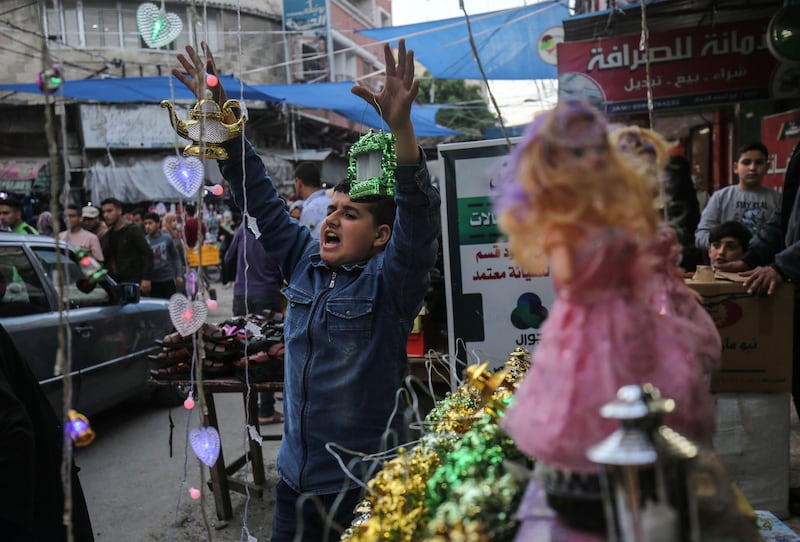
[{"x1": 494, "y1": 100, "x2": 660, "y2": 272}]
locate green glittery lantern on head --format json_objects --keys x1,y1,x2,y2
[{"x1": 347, "y1": 129, "x2": 397, "y2": 201}]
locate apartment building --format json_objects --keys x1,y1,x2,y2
[{"x1": 0, "y1": 0, "x2": 391, "y2": 204}]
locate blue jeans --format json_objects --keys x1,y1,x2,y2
[{"x1": 270, "y1": 479, "x2": 363, "y2": 542}]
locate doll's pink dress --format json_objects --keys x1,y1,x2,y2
[
  {"x1": 501, "y1": 227, "x2": 718, "y2": 474},
  {"x1": 649, "y1": 226, "x2": 721, "y2": 374}
]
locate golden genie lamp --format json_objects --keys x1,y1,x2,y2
[{"x1": 160, "y1": 98, "x2": 246, "y2": 160}]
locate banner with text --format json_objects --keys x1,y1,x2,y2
[
  {"x1": 283, "y1": 0, "x2": 330, "y2": 83},
  {"x1": 439, "y1": 139, "x2": 556, "y2": 376},
  {"x1": 557, "y1": 18, "x2": 790, "y2": 115}
]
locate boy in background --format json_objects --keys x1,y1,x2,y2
[
  {"x1": 708, "y1": 220, "x2": 752, "y2": 269},
  {"x1": 695, "y1": 142, "x2": 780, "y2": 248},
  {"x1": 143, "y1": 212, "x2": 183, "y2": 299}
]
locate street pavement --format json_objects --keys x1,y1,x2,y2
[{"x1": 75, "y1": 281, "x2": 281, "y2": 541}]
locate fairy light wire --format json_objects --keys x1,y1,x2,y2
[{"x1": 36, "y1": 1, "x2": 77, "y2": 539}]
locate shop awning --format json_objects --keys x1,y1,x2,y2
[
  {"x1": 0, "y1": 77, "x2": 460, "y2": 137},
  {"x1": 0, "y1": 159, "x2": 50, "y2": 196},
  {"x1": 356, "y1": 1, "x2": 570, "y2": 80},
  {"x1": 251, "y1": 81, "x2": 460, "y2": 137},
  {"x1": 0, "y1": 75, "x2": 276, "y2": 103},
  {"x1": 86, "y1": 155, "x2": 229, "y2": 203},
  {"x1": 85, "y1": 152, "x2": 295, "y2": 203}
]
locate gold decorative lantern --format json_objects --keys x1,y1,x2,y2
[{"x1": 160, "y1": 98, "x2": 246, "y2": 160}]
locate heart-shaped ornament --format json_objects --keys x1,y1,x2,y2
[
  {"x1": 137, "y1": 3, "x2": 183, "y2": 49},
  {"x1": 163, "y1": 156, "x2": 203, "y2": 198},
  {"x1": 168, "y1": 293, "x2": 208, "y2": 336},
  {"x1": 189, "y1": 426, "x2": 221, "y2": 467}
]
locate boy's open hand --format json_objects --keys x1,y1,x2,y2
[
  {"x1": 173, "y1": 42, "x2": 228, "y2": 106},
  {"x1": 351, "y1": 39, "x2": 420, "y2": 164}
]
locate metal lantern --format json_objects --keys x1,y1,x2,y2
[
  {"x1": 347, "y1": 130, "x2": 397, "y2": 200},
  {"x1": 587, "y1": 384, "x2": 702, "y2": 542}
]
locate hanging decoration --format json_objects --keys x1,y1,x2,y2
[
  {"x1": 185, "y1": 270, "x2": 198, "y2": 299},
  {"x1": 74, "y1": 248, "x2": 108, "y2": 283},
  {"x1": 207, "y1": 184, "x2": 224, "y2": 197},
  {"x1": 767, "y1": 6, "x2": 800, "y2": 64},
  {"x1": 136, "y1": 2, "x2": 183, "y2": 49},
  {"x1": 66, "y1": 410, "x2": 96, "y2": 447},
  {"x1": 163, "y1": 156, "x2": 204, "y2": 198},
  {"x1": 36, "y1": 65, "x2": 63, "y2": 94},
  {"x1": 168, "y1": 293, "x2": 208, "y2": 336},
  {"x1": 161, "y1": 99, "x2": 247, "y2": 160},
  {"x1": 190, "y1": 426, "x2": 221, "y2": 467},
  {"x1": 347, "y1": 130, "x2": 397, "y2": 201}
]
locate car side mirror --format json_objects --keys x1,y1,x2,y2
[{"x1": 119, "y1": 282, "x2": 141, "y2": 304}]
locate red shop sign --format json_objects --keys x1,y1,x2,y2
[{"x1": 557, "y1": 18, "x2": 781, "y2": 115}]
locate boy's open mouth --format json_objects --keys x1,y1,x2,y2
[{"x1": 322, "y1": 232, "x2": 340, "y2": 248}]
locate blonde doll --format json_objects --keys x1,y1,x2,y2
[
  {"x1": 496, "y1": 101, "x2": 716, "y2": 479},
  {"x1": 612, "y1": 124, "x2": 721, "y2": 374},
  {"x1": 608, "y1": 124, "x2": 672, "y2": 187}
]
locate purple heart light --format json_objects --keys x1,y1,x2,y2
[
  {"x1": 163, "y1": 156, "x2": 203, "y2": 198},
  {"x1": 190, "y1": 426, "x2": 221, "y2": 467}
]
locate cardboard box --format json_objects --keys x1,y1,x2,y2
[{"x1": 688, "y1": 280, "x2": 794, "y2": 393}]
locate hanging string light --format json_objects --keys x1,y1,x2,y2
[
  {"x1": 66, "y1": 410, "x2": 96, "y2": 447},
  {"x1": 36, "y1": 64, "x2": 63, "y2": 94},
  {"x1": 136, "y1": 2, "x2": 183, "y2": 49},
  {"x1": 163, "y1": 155, "x2": 204, "y2": 198}
]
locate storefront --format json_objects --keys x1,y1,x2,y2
[{"x1": 558, "y1": 0, "x2": 794, "y2": 191}]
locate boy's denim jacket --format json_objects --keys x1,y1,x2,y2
[{"x1": 221, "y1": 137, "x2": 441, "y2": 494}]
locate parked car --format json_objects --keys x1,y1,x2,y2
[{"x1": 0, "y1": 233, "x2": 176, "y2": 415}]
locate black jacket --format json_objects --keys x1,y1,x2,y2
[{"x1": 0, "y1": 325, "x2": 94, "y2": 541}]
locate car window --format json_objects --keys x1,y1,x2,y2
[
  {"x1": 31, "y1": 247, "x2": 111, "y2": 308},
  {"x1": 0, "y1": 246, "x2": 49, "y2": 316}
]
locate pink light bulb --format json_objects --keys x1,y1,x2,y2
[
  {"x1": 189, "y1": 487, "x2": 201, "y2": 500},
  {"x1": 184, "y1": 397, "x2": 195, "y2": 410},
  {"x1": 182, "y1": 309, "x2": 193, "y2": 321},
  {"x1": 206, "y1": 299, "x2": 218, "y2": 310},
  {"x1": 206, "y1": 74, "x2": 218, "y2": 87},
  {"x1": 209, "y1": 184, "x2": 224, "y2": 196}
]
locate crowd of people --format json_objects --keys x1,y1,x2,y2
[{"x1": 0, "y1": 155, "x2": 330, "y2": 298}]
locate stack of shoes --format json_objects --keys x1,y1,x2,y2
[
  {"x1": 199, "y1": 322, "x2": 239, "y2": 378},
  {"x1": 149, "y1": 331, "x2": 194, "y2": 380},
  {"x1": 149, "y1": 311, "x2": 286, "y2": 382},
  {"x1": 233, "y1": 311, "x2": 285, "y2": 383}
]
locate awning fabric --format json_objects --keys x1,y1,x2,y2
[
  {"x1": 251, "y1": 81, "x2": 460, "y2": 136},
  {"x1": 0, "y1": 77, "x2": 459, "y2": 137},
  {"x1": 0, "y1": 159, "x2": 50, "y2": 196},
  {"x1": 0, "y1": 75, "x2": 275, "y2": 103},
  {"x1": 85, "y1": 152, "x2": 295, "y2": 203},
  {"x1": 357, "y1": 2, "x2": 570, "y2": 80},
  {"x1": 86, "y1": 155, "x2": 223, "y2": 203}
]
